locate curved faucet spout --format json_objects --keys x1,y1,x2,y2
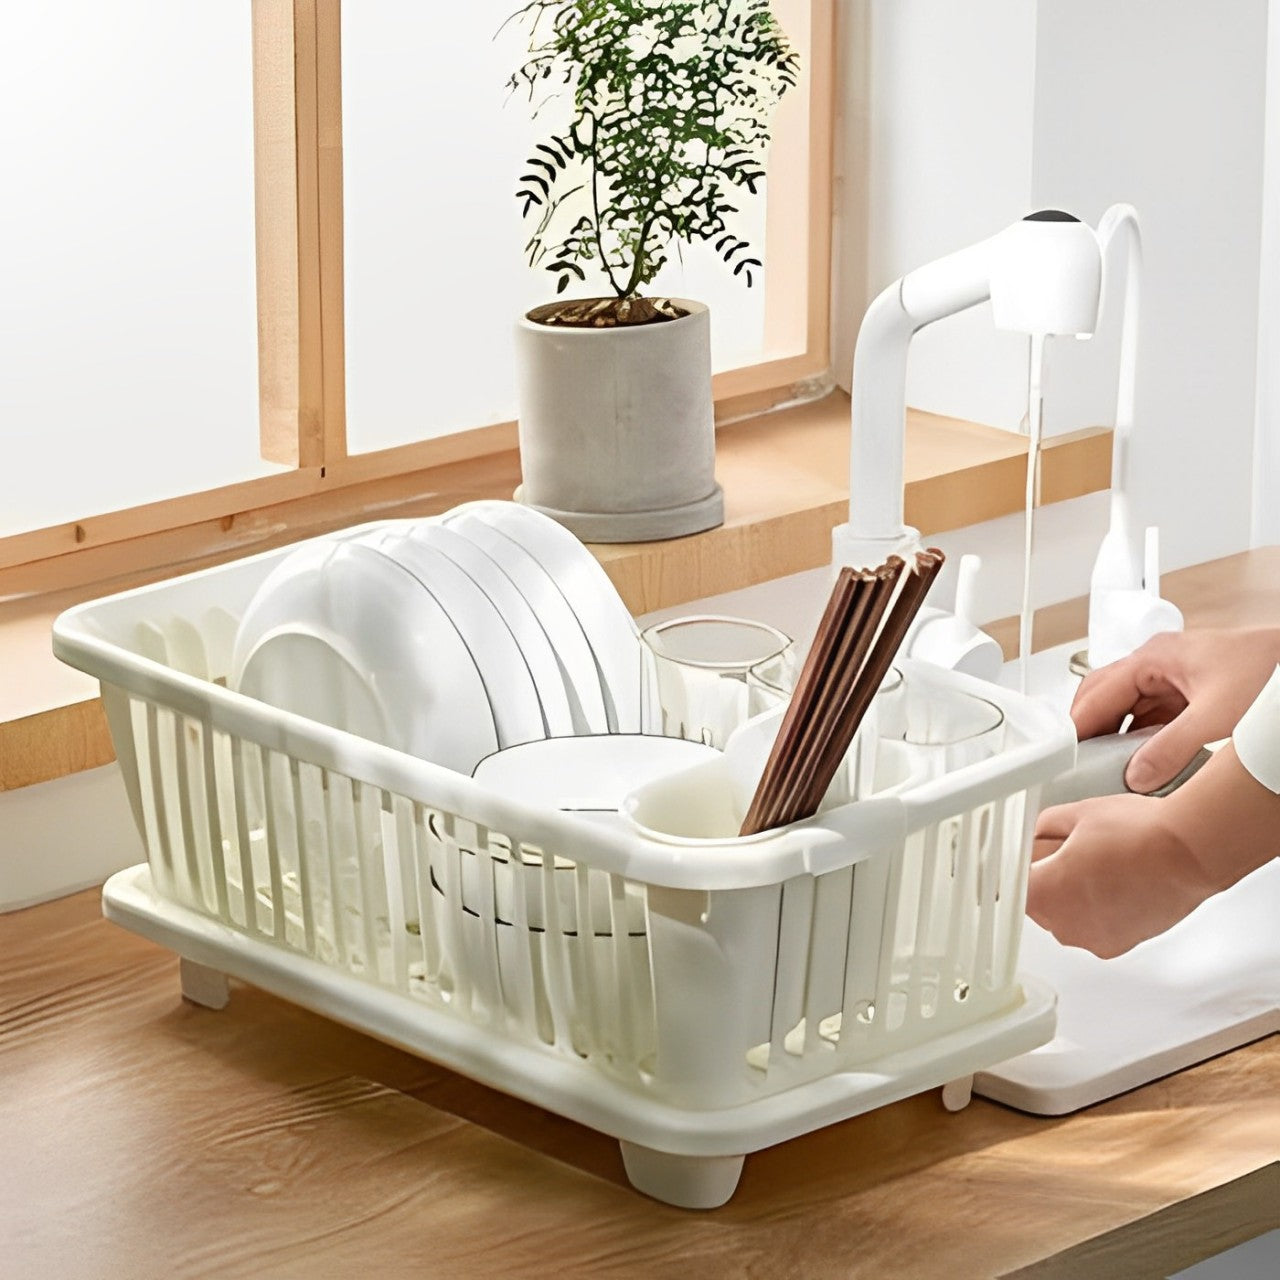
[
  {"x1": 1086, "y1": 203, "x2": 1184, "y2": 667},
  {"x1": 846, "y1": 237, "x2": 1000, "y2": 546},
  {"x1": 837, "y1": 212, "x2": 1103, "y2": 573},
  {"x1": 1094, "y1": 203, "x2": 1141, "y2": 517}
]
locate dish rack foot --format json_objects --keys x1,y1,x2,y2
[
  {"x1": 941, "y1": 1074, "x2": 974, "y2": 1113},
  {"x1": 180, "y1": 958, "x2": 230, "y2": 1011},
  {"x1": 619, "y1": 1141, "x2": 745, "y2": 1210}
]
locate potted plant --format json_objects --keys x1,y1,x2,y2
[{"x1": 507, "y1": 0, "x2": 798, "y2": 542}]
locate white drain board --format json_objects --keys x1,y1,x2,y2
[
  {"x1": 978, "y1": 862, "x2": 1280, "y2": 1113},
  {"x1": 977, "y1": 642, "x2": 1280, "y2": 1114}
]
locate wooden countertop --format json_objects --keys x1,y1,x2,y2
[{"x1": 2, "y1": 887, "x2": 1276, "y2": 1278}]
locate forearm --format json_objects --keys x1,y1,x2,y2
[{"x1": 1162, "y1": 742, "x2": 1280, "y2": 895}]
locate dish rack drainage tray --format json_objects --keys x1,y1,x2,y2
[{"x1": 56, "y1": 517, "x2": 1072, "y2": 1209}]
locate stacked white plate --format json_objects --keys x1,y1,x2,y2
[{"x1": 230, "y1": 502, "x2": 642, "y2": 774}]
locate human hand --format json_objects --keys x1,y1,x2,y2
[
  {"x1": 1071, "y1": 627, "x2": 1280, "y2": 794},
  {"x1": 1029, "y1": 745, "x2": 1279, "y2": 957},
  {"x1": 1026, "y1": 793, "x2": 1211, "y2": 958}
]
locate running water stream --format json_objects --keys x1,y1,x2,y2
[{"x1": 1019, "y1": 333, "x2": 1047, "y2": 694}]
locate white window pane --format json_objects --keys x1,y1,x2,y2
[
  {"x1": 0, "y1": 3, "x2": 274, "y2": 540},
  {"x1": 342, "y1": 1, "x2": 813, "y2": 455}
]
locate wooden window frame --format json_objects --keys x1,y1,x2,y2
[{"x1": 1, "y1": 0, "x2": 834, "y2": 600}]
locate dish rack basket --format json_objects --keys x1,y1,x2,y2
[{"x1": 56, "y1": 535, "x2": 1073, "y2": 1209}]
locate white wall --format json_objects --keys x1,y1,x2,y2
[
  {"x1": 1254, "y1": 0, "x2": 1280, "y2": 546},
  {"x1": 1031, "y1": 0, "x2": 1269, "y2": 573},
  {"x1": 833, "y1": 0, "x2": 1038, "y2": 432}
]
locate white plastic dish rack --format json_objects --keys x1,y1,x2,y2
[{"x1": 55, "y1": 519, "x2": 1072, "y2": 1209}]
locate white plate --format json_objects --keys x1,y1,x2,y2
[
  {"x1": 230, "y1": 538, "x2": 498, "y2": 773},
  {"x1": 362, "y1": 527, "x2": 547, "y2": 749},
  {"x1": 445, "y1": 502, "x2": 642, "y2": 732},
  {"x1": 381, "y1": 520, "x2": 577, "y2": 738},
  {"x1": 442, "y1": 510, "x2": 611, "y2": 733},
  {"x1": 472, "y1": 734, "x2": 719, "y2": 813}
]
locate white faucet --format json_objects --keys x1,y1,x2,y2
[
  {"x1": 835, "y1": 210, "x2": 1103, "y2": 574},
  {"x1": 836, "y1": 207, "x2": 1182, "y2": 682},
  {"x1": 1085, "y1": 205, "x2": 1184, "y2": 669}
]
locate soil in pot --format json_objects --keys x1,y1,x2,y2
[{"x1": 526, "y1": 295, "x2": 689, "y2": 328}]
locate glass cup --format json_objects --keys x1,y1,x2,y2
[
  {"x1": 743, "y1": 646, "x2": 801, "y2": 717},
  {"x1": 747, "y1": 656, "x2": 905, "y2": 803},
  {"x1": 887, "y1": 683, "x2": 1006, "y2": 779},
  {"x1": 640, "y1": 615, "x2": 792, "y2": 748},
  {"x1": 883, "y1": 682, "x2": 1007, "y2": 914}
]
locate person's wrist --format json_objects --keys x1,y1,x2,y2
[
  {"x1": 1152, "y1": 802, "x2": 1225, "y2": 899},
  {"x1": 1162, "y1": 745, "x2": 1276, "y2": 895}
]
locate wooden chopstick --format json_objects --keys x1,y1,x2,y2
[
  {"x1": 738, "y1": 567, "x2": 862, "y2": 836},
  {"x1": 740, "y1": 568, "x2": 869, "y2": 836},
  {"x1": 768, "y1": 561, "x2": 902, "y2": 829},
  {"x1": 797, "y1": 550, "x2": 946, "y2": 819},
  {"x1": 739, "y1": 549, "x2": 945, "y2": 836},
  {"x1": 740, "y1": 563, "x2": 890, "y2": 836}
]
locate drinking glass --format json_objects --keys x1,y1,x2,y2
[
  {"x1": 745, "y1": 656, "x2": 905, "y2": 805},
  {"x1": 889, "y1": 683, "x2": 1006, "y2": 779},
  {"x1": 640, "y1": 615, "x2": 792, "y2": 748}
]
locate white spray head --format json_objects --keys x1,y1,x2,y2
[{"x1": 990, "y1": 211, "x2": 1103, "y2": 338}]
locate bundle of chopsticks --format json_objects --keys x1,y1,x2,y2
[{"x1": 739, "y1": 549, "x2": 945, "y2": 837}]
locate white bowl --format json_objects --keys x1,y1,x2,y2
[{"x1": 472, "y1": 733, "x2": 718, "y2": 813}]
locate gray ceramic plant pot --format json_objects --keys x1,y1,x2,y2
[{"x1": 513, "y1": 298, "x2": 724, "y2": 543}]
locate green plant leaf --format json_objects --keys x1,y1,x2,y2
[{"x1": 508, "y1": 0, "x2": 798, "y2": 299}]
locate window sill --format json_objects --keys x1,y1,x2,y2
[{"x1": 0, "y1": 389, "x2": 1111, "y2": 791}]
